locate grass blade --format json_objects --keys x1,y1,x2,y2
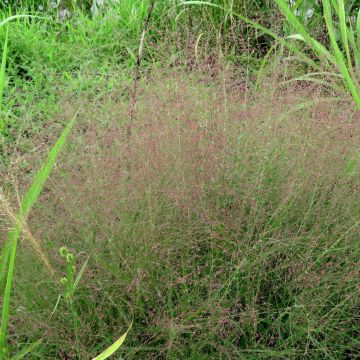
[
  {"x1": 0, "y1": 26, "x2": 8, "y2": 132},
  {"x1": 11, "y1": 339, "x2": 42, "y2": 360},
  {"x1": 273, "y1": 0, "x2": 333, "y2": 62},
  {"x1": 0, "y1": 111, "x2": 78, "y2": 356},
  {"x1": 50, "y1": 295, "x2": 62, "y2": 319},
  {"x1": 337, "y1": 0, "x2": 352, "y2": 71},
  {"x1": 272, "y1": 0, "x2": 360, "y2": 107},
  {"x1": 92, "y1": 322, "x2": 132, "y2": 360},
  {"x1": 281, "y1": 75, "x2": 344, "y2": 92},
  {"x1": 323, "y1": 0, "x2": 360, "y2": 108},
  {"x1": 348, "y1": 27, "x2": 360, "y2": 68},
  {"x1": 0, "y1": 228, "x2": 19, "y2": 296},
  {"x1": 0, "y1": 15, "x2": 34, "y2": 28},
  {"x1": 73, "y1": 256, "x2": 89, "y2": 292},
  {"x1": 255, "y1": 43, "x2": 276, "y2": 91},
  {"x1": 357, "y1": 9, "x2": 360, "y2": 42}
]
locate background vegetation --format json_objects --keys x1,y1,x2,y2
[{"x1": 0, "y1": 0, "x2": 359, "y2": 359}]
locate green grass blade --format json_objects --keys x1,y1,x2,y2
[
  {"x1": 330, "y1": 0, "x2": 339, "y2": 10},
  {"x1": 50, "y1": 295, "x2": 62, "y2": 319},
  {"x1": 0, "y1": 228, "x2": 19, "y2": 296},
  {"x1": 274, "y1": 0, "x2": 315, "y2": 45},
  {"x1": 0, "y1": 111, "x2": 78, "y2": 356},
  {"x1": 0, "y1": 15, "x2": 34, "y2": 28},
  {"x1": 348, "y1": 27, "x2": 360, "y2": 68},
  {"x1": 0, "y1": 26, "x2": 8, "y2": 132},
  {"x1": 255, "y1": 43, "x2": 276, "y2": 91},
  {"x1": 73, "y1": 256, "x2": 89, "y2": 292},
  {"x1": 12, "y1": 339, "x2": 42, "y2": 360},
  {"x1": 323, "y1": 0, "x2": 360, "y2": 108},
  {"x1": 337, "y1": 0, "x2": 352, "y2": 71},
  {"x1": 281, "y1": 74, "x2": 344, "y2": 92},
  {"x1": 20, "y1": 115, "x2": 78, "y2": 217},
  {"x1": 92, "y1": 322, "x2": 132, "y2": 360},
  {"x1": 345, "y1": 152, "x2": 360, "y2": 176},
  {"x1": 357, "y1": 9, "x2": 360, "y2": 46},
  {"x1": 273, "y1": 0, "x2": 333, "y2": 62}
]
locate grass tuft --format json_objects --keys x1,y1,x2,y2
[{"x1": 0, "y1": 2, "x2": 359, "y2": 358}]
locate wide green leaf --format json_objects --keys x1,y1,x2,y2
[{"x1": 92, "y1": 322, "x2": 132, "y2": 360}]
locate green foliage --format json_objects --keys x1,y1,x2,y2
[
  {"x1": 55, "y1": 247, "x2": 131, "y2": 359},
  {"x1": 0, "y1": 1, "x2": 359, "y2": 358},
  {"x1": 92, "y1": 323, "x2": 132, "y2": 360},
  {"x1": 274, "y1": 0, "x2": 360, "y2": 107},
  {"x1": 0, "y1": 111, "x2": 77, "y2": 359},
  {"x1": 182, "y1": 0, "x2": 360, "y2": 106},
  {"x1": 0, "y1": 14, "x2": 34, "y2": 133},
  {"x1": 0, "y1": 27, "x2": 8, "y2": 132}
]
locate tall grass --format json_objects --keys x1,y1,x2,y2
[
  {"x1": 0, "y1": 26, "x2": 8, "y2": 133},
  {"x1": 0, "y1": 1, "x2": 359, "y2": 358},
  {"x1": 181, "y1": 0, "x2": 360, "y2": 108},
  {"x1": 16, "y1": 72, "x2": 357, "y2": 358},
  {"x1": 0, "y1": 107, "x2": 131, "y2": 358},
  {"x1": 0, "y1": 15, "x2": 33, "y2": 132},
  {"x1": 274, "y1": 0, "x2": 360, "y2": 108},
  {"x1": 0, "y1": 111, "x2": 77, "y2": 359}
]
